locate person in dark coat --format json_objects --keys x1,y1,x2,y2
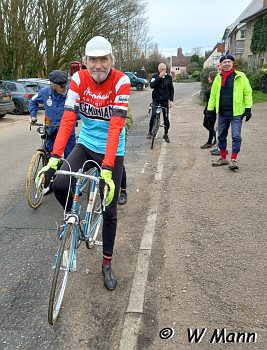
[
  {"x1": 147, "y1": 63, "x2": 174, "y2": 143},
  {"x1": 200, "y1": 70, "x2": 218, "y2": 149}
]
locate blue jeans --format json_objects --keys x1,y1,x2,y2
[{"x1": 218, "y1": 114, "x2": 243, "y2": 153}]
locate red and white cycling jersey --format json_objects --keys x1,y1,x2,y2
[{"x1": 52, "y1": 68, "x2": 130, "y2": 169}]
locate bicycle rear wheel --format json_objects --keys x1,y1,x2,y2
[
  {"x1": 48, "y1": 223, "x2": 75, "y2": 325},
  {"x1": 151, "y1": 117, "x2": 159, "y2": 149},
  {"x1": 26, "y1": 150, "x2": 47, "y2": 208}
]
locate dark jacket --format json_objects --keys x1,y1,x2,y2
[
  {"x1": 204, "y1": 89, "x2": 215, "y2": 116},
  {"x1": 150, "y1": 73, "x2": 174, "y2": 101}
]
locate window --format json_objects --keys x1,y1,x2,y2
[
  {"x1": 6, "y1": 83, "x2": 16, "y2": 91},
  {"x1": 213, "y1": 56, "x2": 220, "y2": 62},
  {"x1": 240, "y1": 30, "x2": 245, "y2": 39}
]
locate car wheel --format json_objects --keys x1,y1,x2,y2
[
  {"x1": 12, "y1": 100, "x2": 24, "y2": 115},
  {"x1": 0, "y1": 114, "x2": 6, "y2": 119},
  {"x1": 136, "y1": 83, "x2": 143, "y2": 91}
]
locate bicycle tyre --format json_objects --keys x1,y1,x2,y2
[
  {"x1": 86, "y1": 184, "x2": 103, "y2": 249},
  {"x1": 48, "y1": 223, "x2": 75, "y2": 325},
  {"x1": 26, "y1": 150, "x2": 47, "y2": 208},
  {"x1": 151, "y1": 117, "x2": 159, "y2": 149}
]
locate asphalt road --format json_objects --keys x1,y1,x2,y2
[{"x1": 0, "y1": 82, "x2": 201, "y2": 349}]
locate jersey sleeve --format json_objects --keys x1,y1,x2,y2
[{"x1": 102, "y1": 75, "x2": 130, "y2": 170}]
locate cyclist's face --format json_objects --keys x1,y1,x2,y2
[
  {"x1": 86, "y1": 55, "x2": 112, "y2": 83},
  {"x1": 221, "y1": 59, "x2": 233, "y2": 72},
  {"x1": 159, "y1": 65, "x2": 166, "y2": 74},
  {"x1": 54, "y1": 84, "x2": 67, "y2": 95}
]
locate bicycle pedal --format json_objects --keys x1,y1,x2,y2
[
  {"x1": 95, "y1": 240, "x2": 103, "y2": 246},
  {"x1": 160, "y1": 122, "x2": 164, "y2": 127}
]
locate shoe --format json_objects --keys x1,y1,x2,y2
[
  {"x1": 212, "y1": 157, "x2": 229, "y2": 167},
  {"x1": 200, "y1": 143, "x2": 212, "y2": 149},
  {"x1": 147, "y1": 132, "x2": 152, "y2": 139},
  {"x1": 229, "y1": 159, "x2": 239, "y2": 170},
  {"x1": 102, "y1": 265, "x2": 117, "y2": 290},
  {"x1": 118, "y1": 192, "x2": 127, "y2": 205},
  {"x1": 210, "y1": 148, "x2": 220, "y2": 156},
  {"x1": 163, "y1": 134, "x2": 170, "y2": 143}
]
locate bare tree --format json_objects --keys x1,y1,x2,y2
[{"x1": 0, "y1": 0, "x2": 151, "y2": 78}]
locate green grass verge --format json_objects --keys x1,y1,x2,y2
[{"x1": 252, "y1": 91, "x2": 267, "y2": 103}]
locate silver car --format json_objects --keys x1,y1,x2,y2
[
  {"x1": 0, "y1": 82, "x2": 15, "y2": 118},
  {"x1": 1, "y1": 80, "x2": 37, "y2": 115}
]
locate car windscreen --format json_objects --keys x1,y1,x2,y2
[{"x1": 25, "y1": 85, "x2": 37, "y2": 94}]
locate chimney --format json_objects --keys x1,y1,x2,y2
[{"x1": 177, "y1": 48, "x2": 182, "y2": 56}]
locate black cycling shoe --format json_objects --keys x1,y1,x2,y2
[
  {"x1": 102, "y1": 265, "x2": 117, "y2": 290},
  {"x1": 163, "y1": 134, "x2": 170, "y2": 143},
  {"x1": 118, "y1": 192, "x2": 127, "y2": 205}
]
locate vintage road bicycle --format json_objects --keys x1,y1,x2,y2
[
  {"x1": 26, "y1": 123, "x2": 59, "y2": 208},
  {"x1": 150, "y1": 103, "x2": 167, "y2": 149},
  {"x1": 47, "y1": 160, "x2": 105, "y2": 325}
]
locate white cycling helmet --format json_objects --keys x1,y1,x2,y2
[{"x1": 85, "y1": 36, "x2": 112, "y2": 57}]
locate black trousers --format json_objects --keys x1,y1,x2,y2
[
  {"x1": 53, "y1": 143, "x2": 124, "y2": 257},
  {"x1": 149, "y1": 99, "x2": 170, "y2": 134},
  {"x1": 203, "y1": 114, "x2": 216, "y2": 144},
  {"x1": 121, "y1": 164, "x2": 126, "y2": 190}
]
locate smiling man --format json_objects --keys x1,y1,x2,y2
[
  {"x1": 36, "y1": 36, "x2": 130, "y2": 290},
  {"x1": 207, "y1": 55, "x2": 253, "y2": 170}
]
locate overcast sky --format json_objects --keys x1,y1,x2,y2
[{"x1": 146, "y1": 0, "x2": 253, "y2": 56}]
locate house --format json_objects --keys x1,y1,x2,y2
[
  {"x1": 204, "y1": 0, "x2": 266, "y2": 69},
  {"x1": 222, "y1": 0, "x2": 266, "y2": 68},
  {"x1": 170, "y1": 48, "x2": 191, "y2": 80},
  {"x1": 203, "y1": 44, "x2": 223, "y2": 69},
  {"x1": 239, "y1": 2, "x2": 267, "y2": 69}
]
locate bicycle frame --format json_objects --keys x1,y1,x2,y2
[{"x1": 53, "y1": 166, "x2": 102, "y2": 272}]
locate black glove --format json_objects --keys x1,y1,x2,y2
[
  {"x1": 243, "y1": 108, "x2": 251, "y2": 122},
  {"x1": 206, "y1": 110, "x2": 215, "y2": 119}
]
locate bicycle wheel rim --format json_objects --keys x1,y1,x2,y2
[
  {"x1": 87, "y1": 188, "x2": 103, "y2": 248},
  {"x1": 151, "y1": 119, "x2": 158, "y2": 149},
  {"x1": 48, "y1": 223, "x2": 75, "y2": 325},
  {"x1": 26, "y1": 151, "x2": 46, "y2": 208}
]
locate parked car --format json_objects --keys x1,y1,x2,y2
[
  {"x1": 17, "y1": 78, "x2": 50, "y2": 91},
  {"x1": 124, "y1": 72, "x2": 148, "y2": 91},
  {"x1": 1, "y1": 80, "x2": 37, "y2": 115},
  {"x1": 0, "y1": 82, "x2": 15, "y2": 118}
]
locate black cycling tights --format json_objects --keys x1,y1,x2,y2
[{"x1": 53, "y1": 143, "x2": 124, "y2": 257}]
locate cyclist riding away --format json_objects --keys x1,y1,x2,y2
[
  {"x1": 147, "y1": 63, "x2": 174, "y2": 143},
  {"x1": 36, "y1": 36, "x2": 130, "y2": 291}
]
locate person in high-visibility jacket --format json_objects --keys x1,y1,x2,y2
[{"x1": 207, "y1": 55, "x2": 253, "y2": 170}]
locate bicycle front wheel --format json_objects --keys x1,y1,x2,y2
[
  {"x1": 26, "y1": 150, "x2": 47, "y2": 208},
  {"x1": 151, "y1": 118, "x2": 159, "y2": 149},
  {"x1": 48, "y1": 223, "x2": 75, "y2": 325}
]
